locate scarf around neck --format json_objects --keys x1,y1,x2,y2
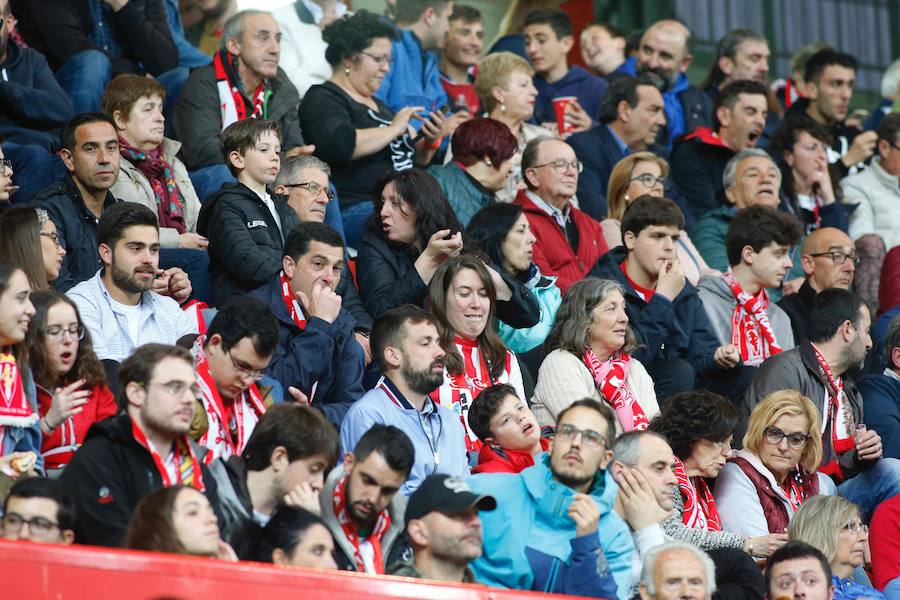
[
  {"x1": 214, "y1": 49, "x2": 271, "y2": 129},
  {"x1": 722, "y1": 269, "x2": 782, "y2": 366},
  {"x1": 333, "y1": 474, "x2": 392, "y2": 573},
  {"x1": 583, "y1": 348, "x2": 649, "y2": 431},
  {"x1": 118, "y1": 137, "x2": 185, "y2": 233},
  {"x1": 674, "y1": 456, "x2": 722, "y2": 531}
]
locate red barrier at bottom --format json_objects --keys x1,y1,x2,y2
[{"x1": 0, "y1": 539, "x2": 585, "y2": 600}]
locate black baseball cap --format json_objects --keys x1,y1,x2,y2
[{"x1": 405, "y1": 475, "x2": 497, "y2": 525}]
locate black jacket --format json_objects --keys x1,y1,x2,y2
[
  {"x1": 205, "y1": 455, "x2": 253, "y2": 546},
  {"x1": 37, "y1": 175, "x2": 117, "y2": 292},
  {"x1": 785, "y1": 99, "x2": 864, "y2": 180},
  {"x1": 11, "y1": 0, "x2": 177, "y2": 76},
  {"x1": 588, "y1": 245, "x2": 720, "y2": 378},
  {"x1": 197, "y1": 182, "x2": 300, "y2": 307},
  {"x1": 356, "y1": 233, "x2": 541, "y2": 327},
  {"x1": 567, "y1": 124, "x2": 626, "y2": 221},
  {"x1": 777, "y1": 278, "x2": 818, "y2": 345},
  {"x1": 59, "y1": 413, "x2": 219, "y2": 547},
  {"x1": 669, "y1": 127, "x2": 735, "y2": 222}
]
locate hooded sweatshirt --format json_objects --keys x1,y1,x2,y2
[{"x1": 532, "y1": 65, "x2": 608, "y2": 126}]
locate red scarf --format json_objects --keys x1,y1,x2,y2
[
  {"x1": 213, "y1": 49, "x2": 270, "y2": 129},
  {"x1": 674, "y1": 456, "x2": 722, "y2": 531},
  {"x1": 722, "y1": 270, "x2": 782, "y2": 366},
  {"x1": 117, "y1": 137, "x2": 185, "y2": 233},
  {"x1": 811, "y1": 344, "x2": 855, "y2": 480},
  {"x1": 0, "y1": 352, "x2": 37, "y2": 427},
  {"x1": 280, "y1": 271, "x2": 307, "y2": 329},
  {"x1": 192, "y1": 337, "x2": 266, "y2": 462},
  {"x1": 583, "y1": 348, "x2": 649, "y2": 431},
  {"x1": 131, "y1": 417, "x2": 205, "y2": 491},
  {"x1": 332, "y1": 474, "x2": 391, "y2": 573}
]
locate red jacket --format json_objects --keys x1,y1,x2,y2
[
  {"x1": 871, "y1": 493, "x2": 900, "y2": 590},
  {"x1": 472, "y1": 438, "x2": 551, "y2": 474},
  {"x1": 37, "y1": 382, "x2": 118, "y2": 470},
  {"x1": 514, "y1": 190, "x2": 608, "y2": 294}
]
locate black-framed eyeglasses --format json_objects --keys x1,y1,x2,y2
[
  {"x1": 360, "y1": 51, "x2": 392, "y2": 66},
  {"x1": 2, "y1": 513, "x2": 60, "y2": 536},
  {"x1": 227, "y1": 349, "x2": 264, "y2": 382},
  {"x1": 629, "y1": 174, "x2": 666, "y2": 188},
  {"x1": 0, "y1": 158, "x2": 12, "y2": 175},
  {"x1": 808, "y1": 251, "x2": 860, "y2": 266},
  {"x1": 40, "y1": 231, "x2": 61, "y2": 247},
  {"x1": 44, "y1": 324, "x2": 85, "y2": 341},
  {"x1": 764, "y1": 426, "x2": 810, "y2": 450},
  {"x1": 555, "y1": 423, "x2": 606, "y2": 448},
  {"x1": 530, "y1": 159, "x2": 583, "y2": 174},
  {"x1": 282, "y1": 181, "x2": 335, "y2": 200}
]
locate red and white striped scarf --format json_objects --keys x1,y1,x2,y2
[
  {"x1": 332, "y1": 474, "x2": 391, "y2": 573},
  {"x1": 722, "y1": 269, "x2": 782, "y2": 366},
  {"x1": 583, "y1": 348, "x2": 649, "y2": 431},
  {"x1": 131, "y1": 417, "x2": 205, "y2": 491},
  {"x1": 674, "y1": 456, "x2": 721, "y2": 531},
  {"x1": 811, "y1": 344, "x2": 855, "y2": 481}
]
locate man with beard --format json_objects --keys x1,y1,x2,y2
[
  {"x1": 60, "y1": 343, "x2": 219, "y2": 546},
  {"x1": 67, "y1": 202, "x2": 196, "y2": 363},
  {"x1": 744, "y1": 288, "x2": 900, "y2": 521},
  {"x1": 468, "y1": 399, "x2": 632, "y2": 598},
  {"x1": 341, "y1": 305, "x2": 468, "y2": 495},
  {"x1": 320, "y1": 424, "x2": 414, "y2": 573}
]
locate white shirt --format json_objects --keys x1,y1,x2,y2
[
  {"x1": 108, "y1": 297, "x2": 141, "y2": 344},
  {"x1": 259, "y1": 191, "x2": 283, "y2": 236}
]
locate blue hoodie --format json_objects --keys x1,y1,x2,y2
[
  {"x1": 532, "y1": 65, "x2": 608, "y2": 125},
  {"x1": 468, "y1": 456, "x2": 634, "y2": 599},
  {"x1": 375, "y1": 29, "x2": 448, "y2": 123}
]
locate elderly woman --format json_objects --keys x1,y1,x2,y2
[
  {"x1": 0, "y1": 207, "x2": 66, "y2": 290},
  {"x1": 429, "y1": 118, "x2": 518, "y2": 226},
  {"x1": 300, "y1": 10, "x2": 451, "y2": 247},
  {"x1": 532, "y1": 278, "x2": 657, "y2": 431},
  {"x1": 602, "y1": 153, "x2": 712, "y2": 285},
  {"x1": 790, "y1": 496, "x2": 886, "y2": 600},
  {"x1": 649, "y1": 390, "x2": 789, "y2": 559},
  {"x1": 716, "y1": 389, "x2": 835, "y2": 539}
]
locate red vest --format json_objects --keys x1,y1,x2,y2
[{"x1": 730, "y1": 456, "x2": 820, "y2": 534}]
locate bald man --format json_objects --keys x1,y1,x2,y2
[
  {"x1": 613, "y1": 19, "x2": 713, "y2": 150},
  {"x1": 778, "y1": 227, "x2": 856, "y2": 344}
]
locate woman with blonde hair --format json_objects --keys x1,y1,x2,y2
[
  {"x1": 602, "y1": 152, "x2": 712, "y2": 284},
  {"x1": 716, "y1": 389, "x2": 834, "y2": 539}
]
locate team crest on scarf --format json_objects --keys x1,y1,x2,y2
[
  {"x1": 0, "y1": 353, "x2": 37, "y2": 427},
  {"x1": 722, "y1": 270, "x2": 782, "y2": 366}
]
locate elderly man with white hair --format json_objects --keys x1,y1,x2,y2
[{"x1": 639, "y1": 541, "x2": 716, "y2": 600}]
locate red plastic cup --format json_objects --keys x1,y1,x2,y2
[{"x1": 552, "y1": 96, "x2": 577, "y2": 134}]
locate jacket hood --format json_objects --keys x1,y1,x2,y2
[
  {"x1": 697, "y1": 274, "x2": 733, "y2": 301},
  {"x1": 521, "y1": 455, "x2": 619, "y2": 523},
  {"x1": 682, "y1": 127, "x2": 731, "y2": 150},
  {"x1": 83, "y1": 412, "x2": 134, "y2": 444},
  {"x1": 1, "y1": 39, "x2": 22, "y2": 68}
]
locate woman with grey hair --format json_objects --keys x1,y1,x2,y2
[{"x1": 532, "y1": 277, "x2": 658, "y2": 431}]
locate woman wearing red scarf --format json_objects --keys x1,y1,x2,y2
[
  {"x1": 649, "y1": 390, "x2": 789, "y2": 559},
  {"x1": 533, "y1": 278, "x2": 659, "y2": 432}
]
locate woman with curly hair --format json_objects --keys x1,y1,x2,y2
[
  {"x1": 300, "y1": 10, "x2": 456, "y2": 247},
  {"x1": 649, "y1": 390, "x2": 789, "y2": 559}
]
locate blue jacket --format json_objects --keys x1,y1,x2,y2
[
  {"x1": 857, "y1": 371, "x2": 900, "y2": 460},
  {"x1": 375, "y1": 29, "x2": 448, "y2": 120},
  {"x1": 532, "y1": 65, "x2": 608, "y2": 126},
  {"x1": 567, "y1": 124, "x2": 627, "y2": 220},
  {"x1": 163, "y1": 0, "x2": 212, "y2": 69},
  {"x1": 469, "y1": 456, "x2": 632, "y2": 599},
  {"x1": 497, "y1": 269, "x2": 561, "y2": 354},
  {"x1": 428, "y1": 161, "x2": 495, "y2": 227}
]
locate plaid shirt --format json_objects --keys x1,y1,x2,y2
[{"x1": 88, "y1": 0, "x2": 125, "y2": 57}]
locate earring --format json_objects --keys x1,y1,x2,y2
[
  {"x1": 344, "y1": 65, "x2": 351, "y2": 76},
  {"x1": 624, "y1": 194, "x2": 630, "y2": 201},
  {"x1": 500, "y1": 103, "x2": 506, "y2": 114},
  {"x1": 485, "y1": 158, "x2": 492, "y2": 166}
]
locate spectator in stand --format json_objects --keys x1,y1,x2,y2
[
  {"x1": 60, "y1": 344, "x2": 218, "y2": 547},
  {"x1": 271, "y1": 0, "x2": 334, "y2": 98},
  {"x1": 649, "y1": 390, "x2": 789, "y2": 559},
  {"x1": 469, "y1": 399, "x2": 628, "y2": 598},
  {"x1": 871, "y1": 494, "x2": 900, "y2": 599},
  {"x1": 637, "y1": 542, "x2": 716, "y2": 600},
  {"x1": 174, "y1": 9, "x2": 312, "y2": 203},
  {"x1": 472, "y1": 51, "x2": 542, "y2": 203},
  {"x1": 2, "y1": 478, "x2": 75, "y2": 545},
  {"x1": 534, "y1": 278, "x2": 658, "y2": 432},
  {"x1": 197, "y1": 119, "x2": 298, "y2": 307},
  {"x1": 857, "y1": 315, "x2": 900, "y2": 460},
  {"x1": 602, "y1": 154, "x2": 712, "y2": 285},
  {"x1": 320, "y1": 424, "x2": 413, "y2": 574},
  {"x1": 515, "y1": 137, "x2": 608, "y2": 294},
  {"x1": 187, "y1": 296, "x2": 279, "y2": 461},
  {"x1": 301, "y1": 11, "x2": 452, "y2": 247},
  {"x1": 243, "y1": 505, "x2": 337, "y2": 569},
  {"x1": 467, "y1": 383, "x2": 548, "y2": 475},
  {"x1": 715, "y1": 390, "x2": 834, "y2": 540},
  {"x1": 207, "y1": 403, "x2": 339, "y2": 544},
  {"x1": 11, "y1": 0, "x2": 182, "y2": 116},
  {"x1": 789, "y1": 496, "x2": 887, "y2": 600},
  {"x1": 690, "y1": 149, "x2": 782, "y2": 273},
  {"x1": 248, "y1": 222, "x2": 364, "y2": 427},
  {"x1": 162, "y1": 0, "x2": 212, "y2": 70},
  {"x1": 0, "y1": 261, "x2": 41, "y2": 478},
  {"x1": 466, "y1": 202, "x2": 561, "y2": 355},
  {"x1": 567, "y1": 75, "x2": 666, "y2": 221},
  {"x1": 24, "y1": 291, "x2": 117, "y2": 474},
  {"x1": 0, "y1": 207, "x2": 65, "y2": 290},
  {"x1": 766, "y1": 541, "x2": 835, "y2": 600},
  {"x1": 389, "y1": 474, "x2": 496, "y2": 583},
  {"x1": 177, "y1": 0, "x2": 236, "y2": 56},
  {"x1": 670, "y1": 80, "x2": 769, "y2": 221},
  {"x1": 428, "y1": 256, "x2": 527, "y2": 451},
  {"x1": 438, "y1": 4, "x2": 483, "y2": 114},
  {"x1": 126, "y1": 485, "x2": 236, "y2": 561},
  {"x1": 784, "y1": 49, "x2": 877, "y2": 180},
  {"x1": 588, "y1": 196, "x2": 728, "y2": 401},
  {"x1": 614, "y1": 19, "x2": 713, "y2": 150},
  {"x1": 744, "y1": 288, "x2": 900, "y2": 521},
  {"x1": 0, "y1": 144, "x2": 15, "y2": 204},
  {"x1": 580, "y1": 23, "x2": 626, "y2": 78},
  {"x1": 340, "y1": 305, "x2": 468, "y2": 495},
  {"x1": 428, "y1": 118, "x2": 518, "y2": 227},
  {"x1": 524, "y1": 9, "x2": 605, "y2": 135},
  {"x1": 778, "y1": 227, "x2": 857, "y2": 345},
  {"x1": 66, "y1": 202, "x2": 195, "y2": 364}
]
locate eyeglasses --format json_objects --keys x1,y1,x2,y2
[
  {"x1": 147, "y1": 380, "x2": 202, "y2": 401},
  {"x1": 44, "y1": 324, "x2": 85, "y2": 341},
  {"x1": 706, "y1": 438, "x2": 733, "y2": 456},
  {"x1": 282, "y1": 181, "x2": 335, "y2": 200},
  {"x1": 531, "y1": 159, "x2": 583, "y2": 174},
  {"x1": 843, "y1": 521, "x2": 869, "y2": 535},
  {"x1": 629, "y1": 174, "x2": 666, "y2": 188},
  {"x1": 555, "y1": 423, "x2": 607, "y2": 449},
  {"x1": 2, "y1": 513, "x2": 60, "y2": 537},
  {"x1": 40, "y1": 231, "x2": 61, "y2": 247},
  {"x1": 0, "y1": 158, "x2": 12, "y2": 175},
  {"x1": 227, "y1": 349, "x2": 264, "y2": 382},
  {"x1": 360, "y1": 51, "x2": 392, "y2": 66},
  {"x1": 808, "y1": 251, "x2": 860, "y2": 266},
  {"x1": 764, "y1": 426, "x2": 810, "y2": 449}
]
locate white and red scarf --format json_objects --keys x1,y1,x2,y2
[
  {"x1": 674, "y1": 456, "x2": 722, "y2": 531},
  {"x1": 583, "y1": 348, "x2": 649, "y2": 431},
  {"x1": 0, "y1": 352, "x2": 37, "y2": 428},
  {"x1": 722, "y1": 270, "x2": 782, "y2": 366},
  {"x1": 280, "y1": 271, "x2": 307, "y2": 329},
  {"x1": 332, "y1": 474, "x2": 391, "y2": 573},
  {"x1": 214, "y1": 49, "x2": 271, "y2": 131},
  {"x1": 131, "y1": 417, "x2": 205, "y2": 491},
  {"x1": 811, "y1": 344, "x2": 855, "y2": 480},
  {"x1": 192, "y1": 337, "x2": 267, "y2": 462}
]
